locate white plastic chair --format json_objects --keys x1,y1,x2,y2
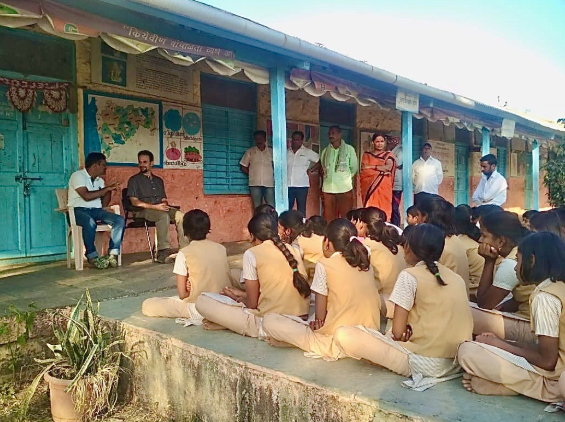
[{"x1": 55, "y1": 189, "x2": 123, "y2": 271}]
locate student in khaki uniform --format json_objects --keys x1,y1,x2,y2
[
  {"x1": 472, "y1": 211, "x2": 535, "y2": 342},
  {"x1": 417, "y1": 197, "x2": 470, "y2": 291},
  {"x1": 454, "y1": 205, "x2": 484, "y2": 297},
  {"x1": 262, "y1": 219, "x2": 382, "y2": 360},
  {"x1": 335, "y1": 224, "x2": 473, "y2": 387},
  {"x1": 458, "y1": 232, "x2": 565, "y2": 403},
  {"x1": 195, "y1": 213, "x2": 310, "y2": 338},
  {"x1": 297, "y1": 216, "x2": 327, "y2": 280},
  {"x1": 359, "y1": 207, "x2": 406, "y2": 317},
  {"x1": 142, "y1": 210, "x2": 233, "y2": 322}
]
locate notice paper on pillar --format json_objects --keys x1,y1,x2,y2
[
  {"x1": 162, "y1": 104, "x2": 203, "y2": 169},
  {"x1": 501, "y1": 119, "x2": 516, "y2": 139},
  {"x1": 428, "y1": 140, "x2": 455, "y2": 178}
]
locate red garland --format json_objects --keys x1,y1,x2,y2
[{"x1": 0, "y1": 76, "x2": 69, "y2": 113}]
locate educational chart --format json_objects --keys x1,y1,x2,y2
[
  {"x1": 84, "y1": 92, "x2": 161, "y2": 166},
  {"x1": 162, "y1": 104, "x2": 203, "y2": 169}
]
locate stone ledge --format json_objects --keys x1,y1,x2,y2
[{"x1": 100, "y1": 292, "x2": 563, "y2": 422}]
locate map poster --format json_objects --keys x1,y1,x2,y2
[
  {"x1": 84, "y1": 91, "x2": 162, "y2": 166},
  {"x1": 428, "y1": 140, "x2": 455, "y2": 178},
  {"x1": 162, "y1": 104, "x2": 203, "y2": 169}
]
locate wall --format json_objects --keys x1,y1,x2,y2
[{"x1": 76, "y1": 40, "x2": 253, "y2": 251}]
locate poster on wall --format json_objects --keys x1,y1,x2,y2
[
  {"x1": 84, "y1": 91, "x2": 162, "y2": 166},
  {"x1": 428, "y1": 140, "x2": 455, "y2": 178},
  {"x1": 266, "y1": 120, "x2": 320, "y2": 153},
  {"x1": 162, "y1": 104, "x2": 203, "y2": 169}
]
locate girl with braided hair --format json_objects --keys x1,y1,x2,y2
[
  {"x1": 334, "y1": 224, "x2": 472, "y2": 389},
  {"x1": 359, "y1": 208, "x2": 407, "y2": 313},
  {"x1": 278, "y1": 210, "x2": 306, "y2": 258},
  {"x1": 263, "y1": 219, "x2": 382, "y2": 360},
  {"x1": 297, "y1": 215, "x2": 327, "y2": 280},
  {"x1": 196, "y1": 213, "x2": 309, "y2": 338}
]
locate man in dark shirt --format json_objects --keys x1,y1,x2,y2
[{"x1": 127, "y1": 150, "x2": 187, "y2": 263}]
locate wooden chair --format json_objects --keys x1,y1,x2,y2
[{"x1": 55, "y1": 189, "x2": 123, "y2": 270}]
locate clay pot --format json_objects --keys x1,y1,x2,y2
[{"x1": 44, "y1": 372, "x2": 82, "y2": 422}]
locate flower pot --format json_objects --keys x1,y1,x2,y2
[{"x1": 44, "y1": 372, "x2": 82, "y2": 422}]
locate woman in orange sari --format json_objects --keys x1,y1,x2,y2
[{"x1": 360, "y1": 133, "x2": 397, "y2": 221}]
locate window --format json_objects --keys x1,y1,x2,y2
[{"x1": 201, "y1": 75, "x2": 257, "y2": 194}]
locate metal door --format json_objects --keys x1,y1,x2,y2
[
  {"x1": 0, "y1": 85, "x2": 25, "y2": 258},
  {"x1": 455, "y1": 145, "x2": 470, "y2": 205},
  {"x1": 0, "y1": 88, "x2": 71, "y2": 260},
  {"x1": 524, "y1": 152, "x2": 533, "y2": 209}
]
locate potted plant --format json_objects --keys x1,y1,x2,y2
[{"x1": 20, "y1": 290, "x2": 131, "y2": 422}]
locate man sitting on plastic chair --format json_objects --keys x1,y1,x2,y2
[{"x1": 67, "y1": 152, "x2": 125, "y2": 269}]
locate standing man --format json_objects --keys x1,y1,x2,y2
[
  {"x1": 412, "y1": 142, "x2": 443, "y2": 205},
  {"x1": 390, "y1": 142, "x2": 403, "y2": 226},
  {"x1": 472, "y1": 154, "x2": 508, "y2": 206},
  {"x1": 127, "y1": 150, "x2": 187, "y2": 263},
  {"x1": 288, "y1": 130, "x2": 320, "y2": 216},
  {"x1": 68, "y1": 152, "x2": 125, "y2": 269},
  {"x1": 320, "y1": 125, "x2": 358, "y2": 221},
  {"x1": 240, "y1": 130, "x2": 274, "y2": 209}
]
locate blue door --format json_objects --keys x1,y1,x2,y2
[
  {"x1": 455, "y1": 145, "x2": 470, "y2": 205},
  {"x1": 0, "y1": 87, "x2": 72, "y2": 261},
  {"x1": 524, "y1": 152, "x2": 533, "y2": 209}
]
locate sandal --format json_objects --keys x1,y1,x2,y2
[{"x1": 89, "y1": 256, "x2": 110, "y2": 269}]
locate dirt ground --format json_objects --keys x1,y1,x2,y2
[{"x1": 1, "y1": 379, "x2": 173, "y2": 422}]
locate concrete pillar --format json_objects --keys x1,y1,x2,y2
[
  {"x1": 481, "y1": 128, "x2": 490, "y2": 157},
  {"x1": 532, "y1": 140, "x2": 540, "y2": 210},
  {"x1": 269, "y1": 66, "x2": 288, "y2": 214},
  {"x1": 401, "y1": 111, "x2": 413, "y2": 211}
]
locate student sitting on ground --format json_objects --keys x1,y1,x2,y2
[
  {"x1": 195, "y1": 213, "x2": 310, "y2": 337},
  {"x1": 278, "y1": 210, "x2": 307, "y2": 257},
  {"x1": 530, "y1": 210, "x2": 565, "y2": 240},
  {"x1": 254, "y1": 203, "x2": 278, "y2": 220},
  {"x1": 359, "y1": 207, "x2": 406, "y2": 316},
  {"x1": 521, "y1": 209, "x2": 538, "y2": 230},
  {"x1": 454, "y1": 204, "x2": 484, "y2": 298},
  {"x1": 346, "y1": 208, "x2": 364, "y2": 238},
  {"x1": 141, "y1": 209, "x2": 233, "y2": 323},
  {"x1": 458, "y1": 232, "x2": 565, "y2": 403},
  {"x1": 472, "y1": 211, "x2": 535, "y2": 342},
  {"x1": 471, "y1": 204, "x2": 503, "y2": 227},
  {"x1": 417, "y1": 197, "x2": 470, "y2": 292},
  {"x1": 263, "y1": 219, "x2": 382, "y2": 360},
  {"x1": 335, "y1": 224, "x2": 472, "y2": 389},
  {"x1": 405, "y1": 205, "x2": 422, "y2": 226},
  {"x1": 297, "y1": 215, "x2": 327, "y2": 280}
]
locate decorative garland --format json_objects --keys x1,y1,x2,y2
[{"x1": 0, "y1": 76, "x2": 69, "y2": 113}]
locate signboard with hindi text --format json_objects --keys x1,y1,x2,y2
[{"x1": 396, "y1": 88, "x2": 419, "y2": 113}]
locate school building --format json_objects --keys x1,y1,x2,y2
[{"x1": 0, "y1": 0, "x2": 563, "y2": 265}]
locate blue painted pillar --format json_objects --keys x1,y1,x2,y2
[
  {"x1": 532, "y1": 140, "x2": 540, "y2": 210},
  {"x1": 481, "y1": 127, "x2": 490, "y2": 157},
  {"x1": 270, "y1": 66, "x2": 288, "y2": 214},
  {"x1": 402, "y1": 111, "x2": 413, "y2": 212}
]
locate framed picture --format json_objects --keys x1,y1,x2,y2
[{"x1": 83, "y1": 91, "x2": 162, "y2": 167}]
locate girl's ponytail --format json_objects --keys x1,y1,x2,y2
[
  {"x1": 343, "y1": 237, "x2": 371, "y2": 271},
  {"x1": 405, "y1": 224, "x2": 447, "y2": 286},
  {"x1": 270, "y1": 235, "x2": 311, "y2": 298},
  {"x1": 423, "y1": 259, "x2": 446, "y2": 286},
  {"x1": 360, "y1": 208, "x2": 400, "y2": 254}
]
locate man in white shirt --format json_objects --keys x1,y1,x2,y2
[
  {"x1": 472, "y1": 154, "x2": 508, "y2": 206},
  {"x1": 67, "y1": 152, "x2": 125, "y2": 269},
  {"x1": 391, "y1": 143, "x2": 403, "y2": 226},
  {"x1": 240, "y1": 130, "x2": 274, "y2": 209},
  {"x1": 412, "y1": 143, "x2": 443, "y2": 204},
  {"x1": 287, "y1": 130, "x2": 320, "y2": 216}
]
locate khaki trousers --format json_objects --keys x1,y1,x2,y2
[
  {"x1": 142, "y1": 296, "x2": 191, "y2": 319},
  {"x1": 470, "y1": 306, "x2": 535, "y2": 343},
  {"x1": 334, "y1": 326, "x2": 411, "y2": 377},
  {"x1": 458, "y1": 341, "x2": 563, "y2": 402},
  {"x1": 195, "y1": 295, "x2": 260, "y2": 337},
  {"x1": 134, "y1": 208, "x2": 187, "y2": 250},
  {"x1": 322, "y1": 190, "x2": 354, "y2": 221},
  {"x1": 262, "y1": 314, "x2": 342, "y2": 359}
]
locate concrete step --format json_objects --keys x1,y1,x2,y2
[{"x1": 100, "y1": 291, "x2": 563, "y2": 422}]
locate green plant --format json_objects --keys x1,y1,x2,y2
[
  {"x1": 0, "y1": 303, "x2": 37, "y2": 379},
  {"x1": 543, "y1": 142, "x2": 565, "y2": 207},
  {"x1": 20, "y1": 290, "x2": 131, "y2": 421}
]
